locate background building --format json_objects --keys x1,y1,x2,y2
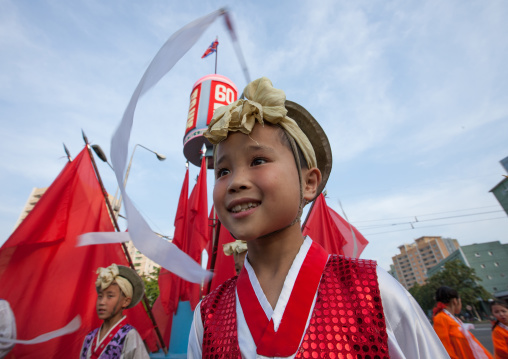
[
  {"x1": 126, "y1": 240, "x2": 161, "y2": 277},
  {"x1": 427, "y1": 241, "x2": 508, "y2": 296},
  {"x1": 391, "y1": 236, "x2": 460, "y2": 289},
  {"x1": 13, "y1": 187, "x2": 48, "y2": 229},
  {"x1": 490, "y1": 155, "x2": 508, "y2": 217}
]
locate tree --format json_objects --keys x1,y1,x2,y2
[
  {"x1": 408, "y1": 282, "x2": 435, "y2": 316},
  {"x1": 142, "y1": 267, "x2": 160, "y2": 306},
  {"x1": 409, "y1": 260, "x2": 491, "y2": 315}
]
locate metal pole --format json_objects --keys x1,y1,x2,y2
[
  {"x1": 207, "y1": 209, "x2": 221, "y2": 295},
  {"x1": 113, "y1": 144, "x2": 166, "y2": 218},
  {"x1": 214, "y1": 37, "x2": 218, "y2": 74},
  {"x1": 85, "y1": 141, "x2": 168, "y2": 355}
]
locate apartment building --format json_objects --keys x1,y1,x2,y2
[
  {"x1": 392, "y1": 236, "x2": 460, "y2": 289},
  {"x1": 125, "y1": 240, "x2": 161, "y2": 277},
  {"x1": 427, "y1": 241, "x2": 508, "y2": 295},
  {"x1": 13, "y1": 187, "x2": 48, "y2": 230}
]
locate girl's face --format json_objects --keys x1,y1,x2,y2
[
  {"x1": 492, "y1": 304, "x2": 508, "y2": 325},
  {"x1": 451, "y1": 297, "x2": 462, "y2": 315},
  {"x1": 213, "y1": 124, "x2": 303, "y2": 241}
]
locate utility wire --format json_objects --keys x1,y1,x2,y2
[
  {"x1": 356, "y1": 210, "x2": 505, "y2": 230},
  {"x1": 353, "y1": 205, "x2": 500, "y2": 223},
  {"x1": 362, "y1": 216, "x2": 507, "y2": 236}
]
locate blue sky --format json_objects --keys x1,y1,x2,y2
[{"x1": 1, "y1": 0, "x2": 507, "y2": 270}]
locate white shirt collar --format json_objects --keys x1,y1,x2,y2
[
  {"x1": 96, "y1": 315, "x2": 127, "y2": 347},
  {"x1": 243, "y1": 237, "x2": 313, "y2": 331}
]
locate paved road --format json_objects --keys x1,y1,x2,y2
[{"x1": 470, "y1": 322, "x2": 494, "y2": 354}]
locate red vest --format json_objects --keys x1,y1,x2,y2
[{"x1": 200, "y1": 255, "x2": 389, "y2": 358}]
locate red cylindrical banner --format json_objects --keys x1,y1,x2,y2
[{"x1": 183, "y1": 74, "x2": 238, "y2": 167}]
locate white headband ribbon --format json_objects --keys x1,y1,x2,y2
[{"x1": 95, "y1": 264, "x2": 133, "y2": 299}]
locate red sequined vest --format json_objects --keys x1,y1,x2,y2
[{"x1": 200, "y1": 255, "x2": 389, "y2": 358}]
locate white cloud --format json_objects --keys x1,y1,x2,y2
[{"x1": 1, "y1": 0, "x2": 507, "y2": 266}]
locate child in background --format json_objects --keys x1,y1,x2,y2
[
  {"x1": 188, "y1": 77, "x2": 448, "y2": 358},
  {"x1": 491, "y1": 300, "x2": 508, "y2": 359},
  {"x1": 433, "y1": 286, "x2": 492, "y2": 359},
  {"x1": 80, "y1": 264, "x2": 149, "y2": 359}
]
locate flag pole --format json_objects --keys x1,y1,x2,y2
[
  {"x1": 207, "y1": 208, "x2": 221, "y2": 294},
  {"x1": 214, "y1": 36, "x2": 218, "y2": 74},
  {"x1": 83, "y1": 131, "x2": 168, "y2": 355}
]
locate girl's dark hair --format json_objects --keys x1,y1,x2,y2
[
  {"x1": 433, "y1": 286, "x2": 460, "y2": 317},
  {"x1": 491, "y1": 299, "x2": 508, "y2": 330},
  {"x1": 435, "y1": 286, "x2": 459, "y2": 304}
]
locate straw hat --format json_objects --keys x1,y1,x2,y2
[
  {"x1": 117, "y1": 265, "x2": 145, "y2": 309},
  {"x1": 285, "y1": 100, "x2": 332, "y2": 199}
]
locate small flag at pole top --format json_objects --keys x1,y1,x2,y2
[{"x1": 201, "y1": 38, "x2": 219, "y2": 58}]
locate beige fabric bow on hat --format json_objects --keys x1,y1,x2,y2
[
  {"x1": 95, "y1": 264, "x2": 133, "y2": 299},
  {"x1": 204, "y1": 77, "x2": 317, "y2": 170},
  {"x1": 223, "y1": 240, "x2": 248, "y2": 256}
]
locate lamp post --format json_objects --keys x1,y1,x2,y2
[
  {"x1": 91, "y1": 143, "x2": 166, "y2": 217},
  {"x1": 114, "y1": 144, "x2": 166, "y2": 216},
  {"x1": 123, "y1": 144, "x2": 166, "y2": 186},
  {"x1": 84, "y1": 135, "x2": 168, "y2": 354}
]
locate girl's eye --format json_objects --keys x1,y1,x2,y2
[
  {"x1": 252, "y1": 158, "x2": 267, "y2": 166},
  {"x1": 216, "y1": 168, "x2": 230, "y2": 178}
]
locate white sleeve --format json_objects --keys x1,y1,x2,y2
[
  {"x1": 121, "y1": 329, "x2": 150, "y2": 359},
  {"x1": 187, "y1": 301, "x2": 203, "y2": 359},
  {"x1": 0, "y1": 300, "x2": 16, "y2": 359},
  {"x1": 377, "y1": 267, "x2": 450, "y2": 359}
]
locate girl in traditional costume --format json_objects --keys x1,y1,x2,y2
[
  {"x1": 491, "y1": 300, "x2": 508, "y2": 359},
  {"x1": 80, "y1": 264, "x2": 149, "y2": 359},
  {"x1": 433, "y1": 286, "x2": 493, "y2": 359},
  {"x1": 187, "y1": 77, "x2": 448, "y2": 358}
]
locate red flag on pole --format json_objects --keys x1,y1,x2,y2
[
  {"x1": 201, "y1": 38, "x2": 219, "y2": 58},
  {"x1": 0, "y1": 148, "x2": 156, "y2": 358},
  {"x1": 184, "y1": 155, "x2": 210, "y2": 309},
  {"x1": 151, "y1": 297, "x2": 173, "y2": 351},
  {"x1": 187, "y1": 155, "x2": 209, "y2": 261},
  {"x1": 329, "y1": 204, "x2": 369, "y2": 258},
  {"x1": 159, "y1": 166, "x2": 189, "y2": 318},
  {"x1": 205, "y1": 218, "x2": 236, "y2": 294},
  {"x1": 302, "y1": 193, "x2": 368, "y2": 258}
]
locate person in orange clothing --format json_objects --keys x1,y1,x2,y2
[
  {"x1": 433, "y1": 286, "x2": 493, "y2": 359},
  {"x1": 491, "y1": 299, "x2": 508, "y2": 359}
]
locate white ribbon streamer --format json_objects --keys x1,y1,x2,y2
[
  {"x1": 0, "y1": 316, "x2": 81, "y2": 345},
  {"x1": 108, "y1": 9, "x2": 228, "y2": 283},
  {"x1": 443, "y1": 309, "x2": 488, "y2": 359},
  {"x1": 77, "y1": 232, "x2": 130, "y2": 246}
]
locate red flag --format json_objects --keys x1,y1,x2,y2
[
  {"x1": 0, "y1": 148, "x2": 156, "y2": 358},
  {"x1": 201, "y1": 38, "x2": 218, "y2": 58},
  {"x1": 151, "y1": 297, "x2": 173, "y2": 351},
  {"x1": 302, "y1": 193, "x2": 368, "y2": 258},
  {"x1": 205, "y1": 218, "x2": 236, "y2": 294},
  {"x1": 187, "y1": 155, "x2": 209, "y2": 261},
  {"x1": 184, "y1": 156, "x2": 210, "y2": 309},
  {"x1": 158, "y1": 167, "x2": 189, "y2": 318},
  {"x1": 328, "y1": 205, "x2": 369, "y2": 258}
]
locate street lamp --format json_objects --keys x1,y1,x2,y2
[
  {"x1": 123, "y1": 144, "x2": 166, "y2": 186},
  {"x1": 91, "y1": 143, "x2": 166, "y2": 217}
]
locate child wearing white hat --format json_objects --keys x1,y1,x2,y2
[{"x1": 80, "y1": 264, "x2": 149, "y2": 359}]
